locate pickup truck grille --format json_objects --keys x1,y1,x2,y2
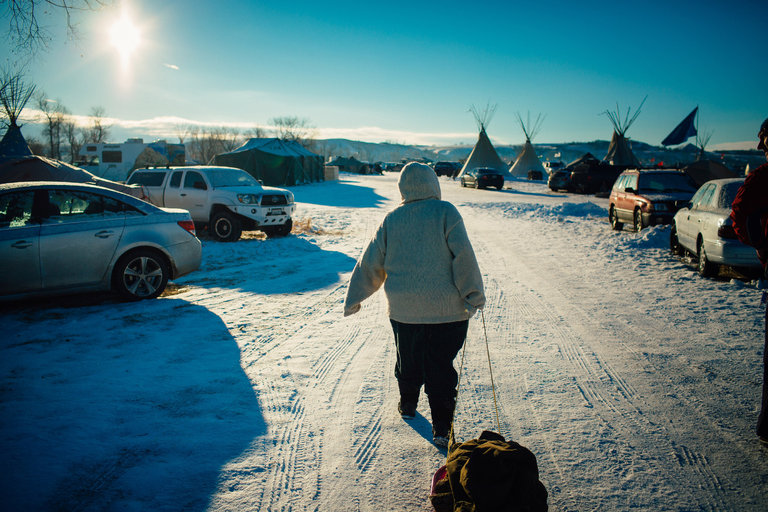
[{"x1": 261, "y1": 194, "x2": 288, "y2": 206}]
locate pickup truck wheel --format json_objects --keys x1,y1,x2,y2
[
  {"x1": 113, "y1": 249, "x2": 169, "y2": 300},
  {"x1": 211, "y1": 211, "x2": 242, "y2": 242}
]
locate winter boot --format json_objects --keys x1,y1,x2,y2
[
  {"x1": 429, "y1": 395, "x2": 455, "y2": 447},
  {"x1": 398, "y1": 400, "x2": 417, "y2": 419}
]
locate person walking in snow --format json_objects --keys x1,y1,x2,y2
[
  {"x1": 344, "y1": 162, "x2": 486, "y2": 447},
  {"x1": 730, "y1": 117, "x2": 768, "y2": 446}
]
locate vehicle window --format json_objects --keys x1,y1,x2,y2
[
  {"x1": 689, "y1": 185, "x2": 708, "y2": 207},
  {"x1": 637, "y1": 173, "x2": 696, "y2": 193},
  {"x1": 184, "y1": 171, "x2": 207, "y2": 190},
  {"x1": 46, "y1": 190, "x2": 136, "y2": 222},
  {"x1": 719, "y1": 181, "x2": 744, "y2": 209},
  {"x1": 623, "y1": 175, "x2": 638, "y2": 190},
  {"x1": 102, "y1": 150, "x2": 122, "y2": 163},
  {"x1": 169, "y1": 171, "x2": 183, "y2": 188},
  {"x1": 127, "y1": 171, "x2": 166, "y2": 187},
  {"x1": 696, "y1": 184, "x2": 716, "y2": 209},
  {"x1": 207, "y1": 169, "x2": 260, "y2": 188},
  {"x1": 0, "y1": 191, "x2": 35, "y2": 228}
]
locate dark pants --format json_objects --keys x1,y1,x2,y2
[
  {"x1": 390, "y1": 319, "x2": 469, "y2": 429},
  {"x1": 759, "y1": 304, "x2": 768, "y2": 438}
]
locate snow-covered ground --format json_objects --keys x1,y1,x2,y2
[{"x1": 2, "y1": 173, "x2": 767, "y2": 511}]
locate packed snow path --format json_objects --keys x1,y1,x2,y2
[{"x1": 2, "y1": 173, "x2": 767, "y2": 511}]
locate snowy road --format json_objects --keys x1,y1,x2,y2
[{"x1": 2, "y1": 173, "x2": 767, "y2": 511}]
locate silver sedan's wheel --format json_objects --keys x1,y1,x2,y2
[
  {"x1": 697, "y1": 240, "x2": 717, "y2": 278},
  {"x1": 114, "y1": 249, "x2": 170, "y2": 300}
]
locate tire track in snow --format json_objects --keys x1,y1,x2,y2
[{"x1": 463, "y1": 212, "x2": 732, "y2": 511}]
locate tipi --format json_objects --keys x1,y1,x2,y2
[
  {"x1": 509, "y1": 112, "x2": 546, "y2": 178},
  {"x1": 602, "y1": 97, "x2": 645, "y2": 167},
  {"x1": 457, "y1": 104, "x2": 510, "y2": 179},
  {"x1": 0, "y1": 71, "x2": 35, "y2": 164}
]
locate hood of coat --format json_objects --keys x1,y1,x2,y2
[{"x1": 398, "y1": 162, "x2": 441, "y2": 203}]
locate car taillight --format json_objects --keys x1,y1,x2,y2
[
  {"x1": 178, "y1": 220, "x2": 197, "y2": 236},
  {"x1": 717, "y1": 224, "x2": 737, "y2": 239}
]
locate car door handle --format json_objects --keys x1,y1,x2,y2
[
  {"x1": 94, "y1": 230, "x2": 114, "y2": 239},
  {"x1": 11, "y1": 240, "x2": 33, "y2": 249}
]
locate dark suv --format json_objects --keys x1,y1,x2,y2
[
  {"x1": 434, "y1": 161, "x2": 459, "y2": 177},
  {"x1": 608, "y1": 169, "x2": 697, "y2": 231},
  {"x1": 460, "y1": 168, "x2": 505, "y2": 190}
]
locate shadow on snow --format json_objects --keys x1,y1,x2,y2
[
  {"x1": 292, "y1": 178, "x2": 389, "y2": 208},
  {"x1": 0, "y1": 298, "x2": 264, "y2": 510}
]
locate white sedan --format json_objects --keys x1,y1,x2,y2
[{"x1": 670, "y1": 178, "x2": 761, "y2": 277}]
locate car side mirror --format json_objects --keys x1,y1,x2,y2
[{"x1": 624, "y1": 187, "x2": 636, "y2": 194}]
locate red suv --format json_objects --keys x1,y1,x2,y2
[{"x1": 608, "y1": 169, "x2": 697, "y2": 231}]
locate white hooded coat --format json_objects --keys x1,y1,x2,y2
[{"x1": 343, "y1": 163, "x2": 486, "y2": 323}]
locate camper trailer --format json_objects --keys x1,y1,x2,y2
[{"x1": 77, "y1": 138, "x2": 185, "y2": 182}]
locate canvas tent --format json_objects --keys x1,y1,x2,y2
[
  {"x1": 602, "y1": 98, "x2": 645, "y2": 168},
  {"x1": 0, "y1": 72, "x2": 35, "y2": 164},
  {"x1": 683, "y1": 159, "x2": 737, "y2": 187},
  {"x1": 212, "y1": 138, "x2": 323, "y2": 187},
  {"x1": 509, "y1": 113, "x2": 546, "y2": 179},
  {"x1": 457, "y1": 104, "x2": 510, "y2": 179},
  {"x1": 0, "y1": 124, "x2": 32, "y2": 163},
  {"x1": 0, "y1": 155, "x2": 146, "y2": 199}
]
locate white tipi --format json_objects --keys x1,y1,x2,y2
[
  {"x1": 509, "y1": 112, "x2": 546, "y2": 178},
  {"x1": 457, "y1": 104, "x2": 510, "y2": 179},
  {"x1": 602, "y1": 97, "x2": 645, "y2": 167}
]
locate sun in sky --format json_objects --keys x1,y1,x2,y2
[{"x1": 109, "y1": 7, "x2": 141, "y2": 70}]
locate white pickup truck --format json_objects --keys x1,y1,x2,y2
[{"x1": 127, "y1": 166, "x2": 295, "y2": 242}]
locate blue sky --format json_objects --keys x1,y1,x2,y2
[{"x1": 2, "y1": 0, "x2": 766, "y2": 148}]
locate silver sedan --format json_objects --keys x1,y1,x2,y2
[
  {"x1": 0, "y1": 181, "x2": 201, "y2": 300},
  {"x1": 670, "y1": 178, "x2": 761, "y2": 277}
]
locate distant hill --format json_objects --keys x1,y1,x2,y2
[{"x1": 308, "y1": 138, "x2": 764, "y2": 174}]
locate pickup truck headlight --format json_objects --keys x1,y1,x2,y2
[
  {"x1": 287, "y1": 192, "x2": 294, "y2": 204},
  {"x1": 237, "y1": 194, "x2": 259, "y2": 204}
]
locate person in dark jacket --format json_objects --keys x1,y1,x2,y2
[{"x1": 730, "y1": 117, "x2": 768, "y2": 445}]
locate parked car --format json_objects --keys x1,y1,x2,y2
[
  {"x1": 0, "y1": 181, "x2": 201, "y2": 301},
  {"x1": 543, "y1": 161, "x2": 564, "y2": 173},
  {"x1": 547, "y1": 169, "x2": 572, "y2": 191},
  {"x1": 670, "y1": 178, "x2": 761, "y2": 277},
  {"x1": 433, "y1": 161, "x2": 458, "y2": 177},
  {"x1": 460, "y1": 168, "x2": 504, "y2": 190},
  {"x1": 127, "y1": 166, "x2": 295, "y2": 242},
  {"x1": 608, "y1": 169, "x2": 698, "y2": 231},
  {"x1": 568, "y1": 164, "x2": 623, "y2": 195}
]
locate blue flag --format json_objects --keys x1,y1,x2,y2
[{"x1": 661, "y1": 107, "x2": 698, "y2": 146}]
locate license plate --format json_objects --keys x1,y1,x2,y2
[{"x1": 269, "y1": 208, "x2": 284, "y2": 215}]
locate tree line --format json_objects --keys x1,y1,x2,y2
[{"x1": 2, "y1": 71, "x2": 318, "y2": 165}]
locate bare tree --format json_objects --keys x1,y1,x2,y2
[
  {"x1": 185, "y1": 125, "x2": 243, "y2": 164},
  {"x1": 36, "y1": 91, "x2": 67, "y2": 159},
  {"x1": 270, "y1": 116, "x2": 316, "y2": 146},
  {"x1": 174, "y1": 123, "x2": 189, "y2": 144},
  {"x1": 244, "y1": 125, "x2": 268, "y2": 139},
  {"x1": 84, "y1": 105, "x2": 110, "y2": 143},
  {"x1": 3, "y1": 0, "x2": 111, "y2": 54},
  {"x1": 62, "y1": 111, "x2": 83, "y2": 163},
  {"x1": 0, "y1": 67, "x2": 35, "y2": 130}
]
